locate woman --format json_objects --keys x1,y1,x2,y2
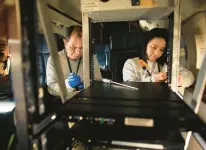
[{"x1": 122, "y1": 28, "x2": 194, "y2": 88}]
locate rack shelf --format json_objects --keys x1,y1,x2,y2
[{"x1": 81, "y1": 0, "x2": 176, "y2": 22}]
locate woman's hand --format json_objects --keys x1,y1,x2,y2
[
  {"x1": 153, "y1": 72, "x2": 167, "y2": 82},
  {"x1": 178, "y1": 73, "x2": 183, "y2": 87}
]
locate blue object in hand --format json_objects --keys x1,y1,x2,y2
[
  {"x1": 78, "y1": 82, "x2": 84, "y2": 90},
  {"x1": 68, "y1": 72, "x2": 81, "y2": 88},
  {"x1": 68, "y1": 72, "x2": 84, "y2": 90}
]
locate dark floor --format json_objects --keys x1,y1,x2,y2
[{"x1": 0, "y1": 111, "x2": 16, "y2": 150}]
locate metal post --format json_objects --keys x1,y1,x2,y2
[
  {"x1": 82, "y1": 13, "x2": 91, "y2": 88},
  {"x1": 10, "y1": 40, "x2": 31, "y2": 150},
  {"x1": 37, "y1": 0, "x2": 68, "y2": 103},
  {"x1": 89, "y1": 18, "x2": 95, "y2": 83},
  {"x1": 184, "y1": 54, "x2": 206, "y2": 150},
  {"x1": 192, "y1": 54, "x2": 206, "y2": 113},
  {"x1": 168, "y1": 13, "x2": 174, "y2": 84},
  {"x1": 11, "y1": 0, "x2": 39, "y2": 149},
  {"x1": 171, "y1": 0, "x2": 181, "y2": 91}
]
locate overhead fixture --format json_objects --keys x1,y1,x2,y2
[
  {"x1": 51, "y1": 20, "x2": 57, "y2": 26},
  {"x1": 58, "y1": 24, "x2": 64, "y2": 28},
  {"x1": 51, "y1": 20, "x2": 65, "y2": 28},
  {"x1": 100, "y1": 0, "x2": 109, "y2": 2}
]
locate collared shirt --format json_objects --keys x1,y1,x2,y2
[
  {"x1": 46, "y1": 49, "x2": 102, "y2": 97},
  {"x1": 123, "y1": 57, "x2": 194, "y2": 88}
]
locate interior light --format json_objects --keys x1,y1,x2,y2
[{"x1": 0, "y1": 101, "x2": 15, "y2": 113}]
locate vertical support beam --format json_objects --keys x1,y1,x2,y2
[
  {"x1": 89, "y1": 18, "x2": 95, "y2": 82},
  {"x1": 171, "y1": 0, "x2": 181, "y2": 91},
  {"x1": 37, "y1": 0, "x2": 68, "y2": 102},
  {"x1": 10, "y1": 39, "x2": 31, "y2": 150},
  {"x1": 184, "y1": 55, "x2": 206, "y2": 150},
  {"x1": 192, "y1": 54, "x2": 206, "y2": 113},
  {"x1": 167, "y1": 13, "x2": 174, "y2": 84},
  {"x1": 82, "y1": 13, "x2": 90, "y2": 88},
  {"x1": 11, "y1": 0, "x2": 38, "y2": 149}
]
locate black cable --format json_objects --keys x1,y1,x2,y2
[
  {"x1": 142, "y1": 66, "x2": 151, "y2": 76},
  {"x1": 7, "y1": 134, "x2": 15, "y2": 150}
]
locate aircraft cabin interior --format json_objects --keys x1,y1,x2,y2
[{"x1": 0, "y1": 0, "x2": 206, "y2": 149}]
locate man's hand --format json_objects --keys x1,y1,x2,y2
[
  {"x1": 68, "y1": 72, "x2": 81, "y2": 88},
  {"x1": 153, "y1": 72, "x2": 167, "y2": 82},
  {"x1": 67, "y1": 72, "x2": 84, "y2": 91}
]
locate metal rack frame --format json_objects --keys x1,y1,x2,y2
[
  {"x1": 170, "y1": 0, "x2": 181, "y2": 92},
  {"x1": 11, "y1": 0, "x2": 206, "y2": 149},
  {"x1": 82, "y1": 0, "x2": 181, "y2": 91},
  {"x1": 185, "y1": 54, "x2": 206, "y2": 149},
  {"x1": 11, "y1": 0, "x2": 66, "y2": 149},
  {"x1": 11, "y1": 0, "x2": 40, "y2": 149}
]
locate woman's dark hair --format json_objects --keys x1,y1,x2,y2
[{"x1": 141, "y1": 28, "x2": 169, "y2": 66}]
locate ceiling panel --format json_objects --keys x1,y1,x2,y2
[{"x1": 46, "y1": 0, "x2": 206, "y2": 23}]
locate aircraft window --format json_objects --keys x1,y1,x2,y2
[{"x1": 94, "y1": 44, "x2": 110, "y2": 71}]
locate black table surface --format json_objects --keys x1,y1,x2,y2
[
  {"x1": 57, "y1": 82, "x2": 206, "y2": 143},
  {"x1": 60, "y1": 82, "x2": 198, "y2": 122},
  {"x1": 76, "y1": 81, "x2": 180, "y2": 101}
]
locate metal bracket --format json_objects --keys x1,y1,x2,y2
[
  {"x1": 82, "y1": 13, "x2": 91, "y2": 88},
  {"x1": 171, "y1": 0, "x2": 181, "y2": 92}
]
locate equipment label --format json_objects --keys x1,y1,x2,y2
[{"x1": 82, "y1": 0, "x2": 99, "y2": 11}]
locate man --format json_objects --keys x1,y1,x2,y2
[{"x1": 46, "y1": 25, "x2": 102, "y2": 97}]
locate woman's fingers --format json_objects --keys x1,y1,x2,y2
[{"x1": 158, "y1": 72, "x2": 166, "y2": 81}]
